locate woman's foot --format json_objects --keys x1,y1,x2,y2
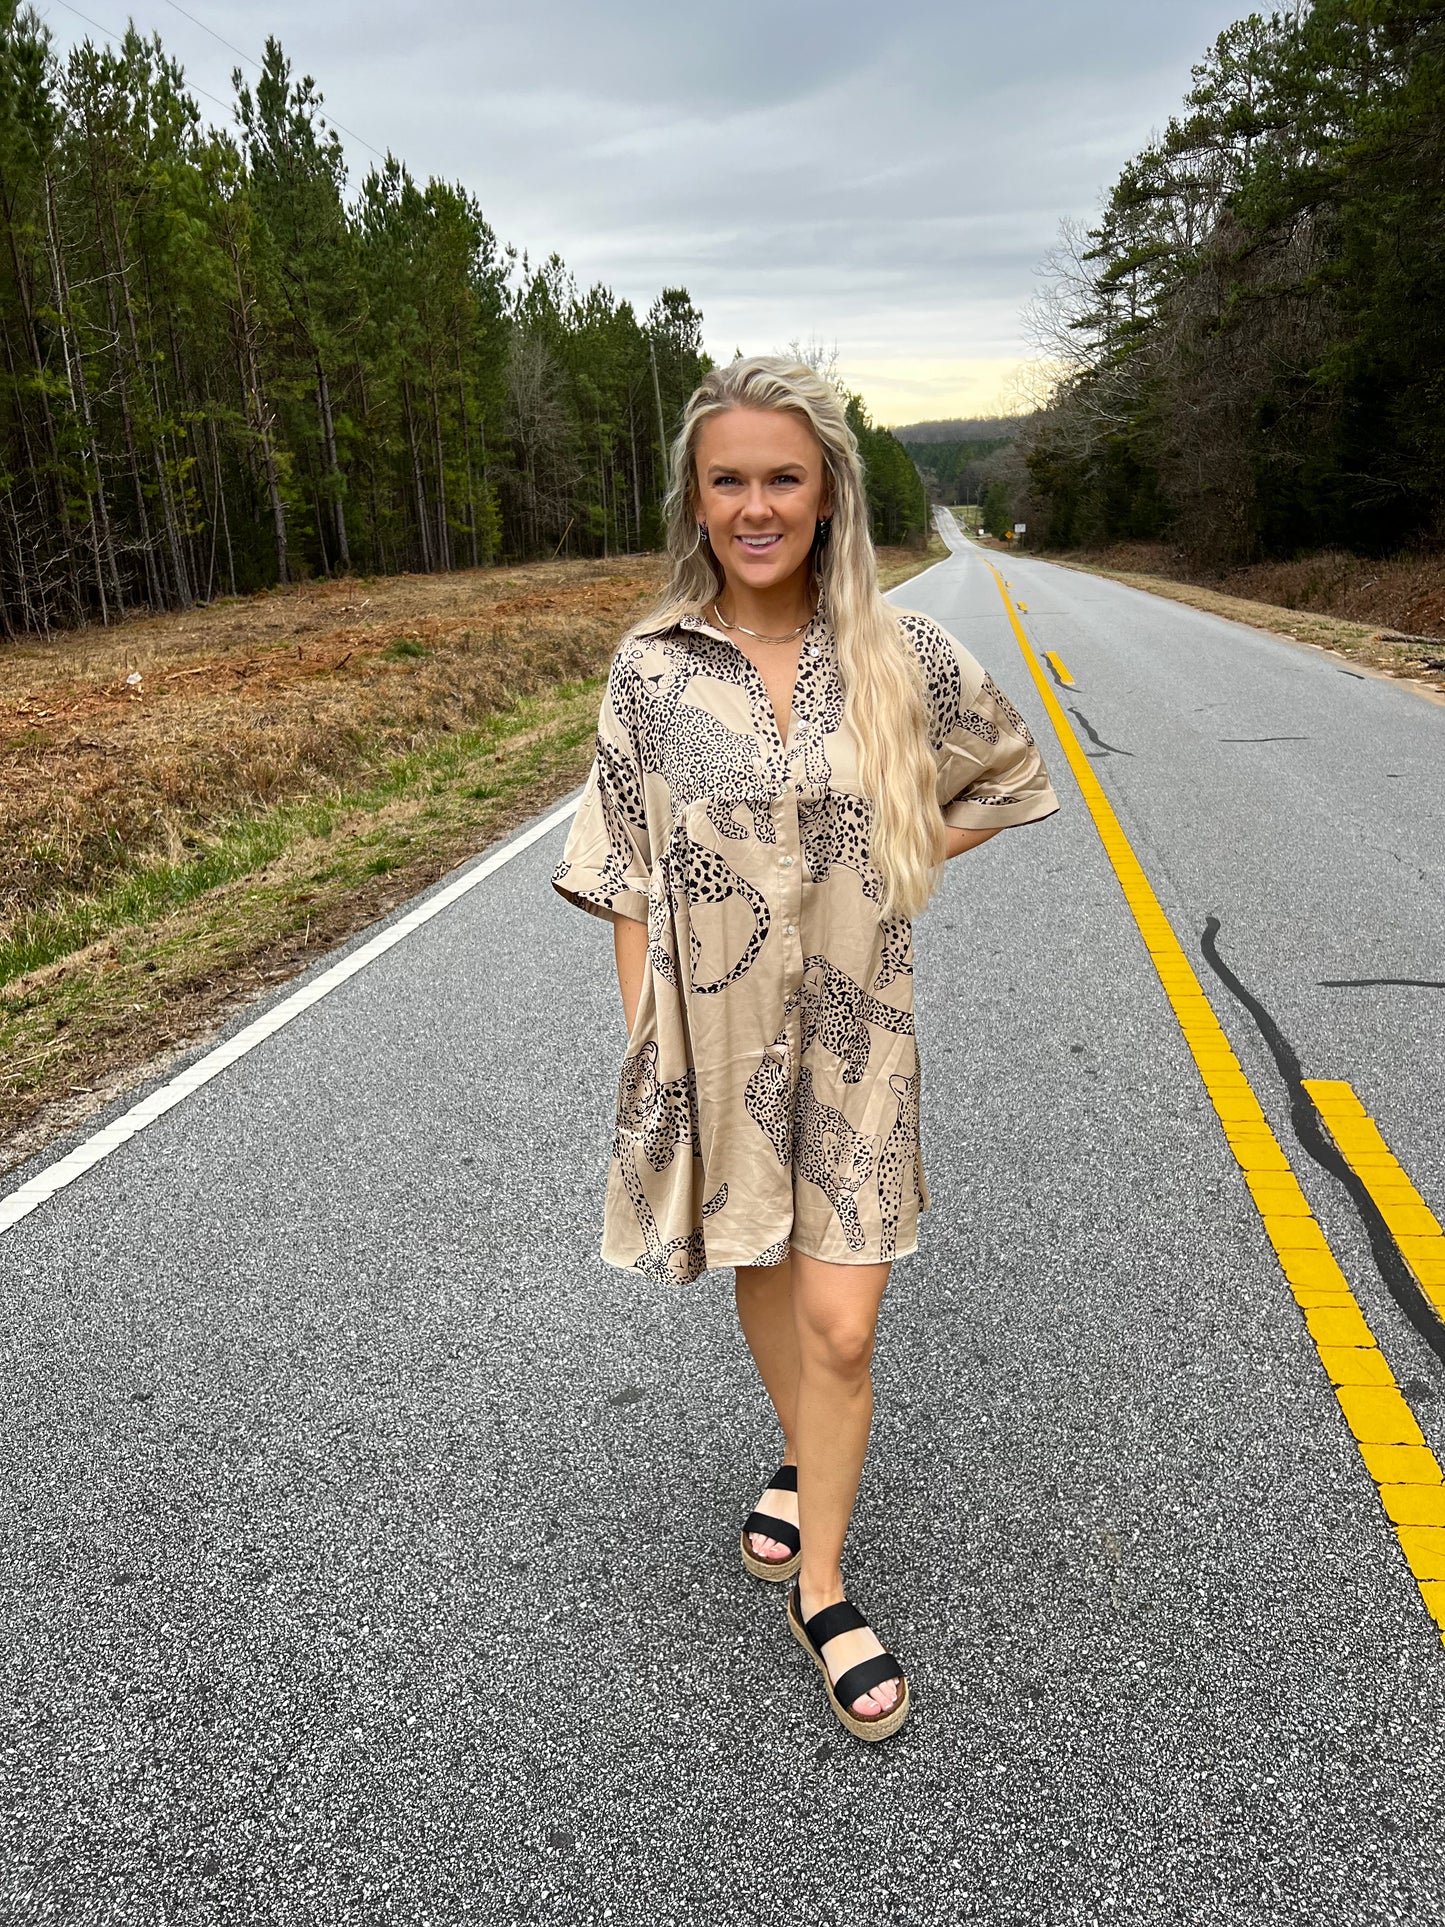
[
  {"x1": 747, "y1": 1463, "x2": 799, "y2": 1566},
  {"x1": 796, "y1": 1580, "x2": 902, "y2": 1719}
]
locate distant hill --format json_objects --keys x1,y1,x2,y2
[
  {"x1": 891, "y1": 417, "x2": 1020, "y2": 445},
  {"x1": 897, "y1": 420, "x2": 1021, "y2": 504}
]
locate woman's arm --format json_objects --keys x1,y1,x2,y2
[
  {"x1": 611, "y1": 910, "x2": 649, "y2": 1032},
  {"x1": 943, "y1": 823, "x2": 1004, "y2": 860}
]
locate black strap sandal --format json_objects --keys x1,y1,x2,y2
[
  {"x1": 787, "y1": 1581, "x2": 911, "y2": 1742},
  {"x1": 739, "y1": 1462, "x2": 802, "y2": 1582}
]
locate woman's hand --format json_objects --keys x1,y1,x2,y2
[{"x1": 611, "y1": 909, "x2": 649, "y2": 1032}]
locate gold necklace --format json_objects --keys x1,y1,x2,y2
[{"x1": 711, "y1": 601, "x2": 814, "y2": 644}]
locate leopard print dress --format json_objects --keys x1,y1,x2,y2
[{"x1": 551, "y1": 607, "x2": 1059, "y2": 1285}]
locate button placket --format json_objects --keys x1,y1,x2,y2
[{"x1": 779, "y1": 790, "x2": 803, "y2": 950}]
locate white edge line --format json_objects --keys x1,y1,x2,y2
[
  {"x1": 0, "y1": 796, "x2": 582, "y2": 1236},
  {"x1": 884, "y1": 516, "x2": 970, "y2": 604}
]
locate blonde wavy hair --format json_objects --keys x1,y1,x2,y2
[{"x1": 630, "y1": 355, "x2": 946, "y2": 921}]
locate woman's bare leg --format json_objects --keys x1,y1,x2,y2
[
  {"x1": 734, "y1": 1252, "x2": 801, "y2": 1561},
  {"x1": 791, "y1": 1250, "x2": 899, "y2": 1717}
]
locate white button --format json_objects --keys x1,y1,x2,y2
[
  {"x1": 785, "y1": 923, "x2": 797, "y2": 935},
  {"x1": 779, "y1": 854, "x2": 795, "y2": 867}
]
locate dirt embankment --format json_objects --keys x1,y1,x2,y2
[
  {"x1": 1069, "y1": 542, "x2": 1445, "y2": 639},
  {"x1": 1, "y1": 541, "x2": 940, "y2": 1171}
]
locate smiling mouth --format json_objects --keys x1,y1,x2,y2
[{"x1": 737, "y1": 534, "x2": 783, "y2": 551}]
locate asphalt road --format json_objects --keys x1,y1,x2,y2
[{"x1": 2, "y1": 523, "x2": 1443, "y2": 1925}]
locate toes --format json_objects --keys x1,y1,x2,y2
[{"x1": 854, "y1": 1680, "x2": 899, "y2": 1717}]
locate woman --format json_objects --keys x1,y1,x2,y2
[{"x1": 551, "y1": 356, "x2": 1059, "y2": 1742}]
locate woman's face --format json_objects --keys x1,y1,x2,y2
[{"x1": 693, "y1": 407, "x2": 830, "y2": 602}]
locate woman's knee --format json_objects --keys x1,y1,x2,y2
[
  {"x1": 791, "y1": 1256, "x2": 887, "y2": 1379},
  {"x1": 797, "y1": 1310, "x2": 877, "y2": 1380}
]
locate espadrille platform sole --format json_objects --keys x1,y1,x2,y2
[
  {"x1": 740, "y1": 1462, "x2": 801, "y2": 1583},
  {"x1": 787, "y1": 1583, "x2": 911, "y2": 1743}
]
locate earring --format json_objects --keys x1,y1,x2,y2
[{"x1": 815, "y1": 516, "x2": 832, "y2": 546}]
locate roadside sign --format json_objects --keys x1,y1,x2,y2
[{"x1": 1014, "y1": 523, "x2": 1027, "y2": 534}]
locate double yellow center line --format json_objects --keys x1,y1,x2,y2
[{"x1": 983, "y1": 559, "x2": 1445, "y2": 1644}]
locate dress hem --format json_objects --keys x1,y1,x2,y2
[{"x1": 598, "y1": 1238, "x2": 920, "y2": 1274}]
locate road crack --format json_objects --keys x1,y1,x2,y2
[
  {"x1": 1199, "y1": 914, "x2": 1445, "y2": 1374},
  {"x1": 1067, "y1": 706, "x2": 1134, "y2": 757},
  {"x1": 1318, "y1": 977, "x2": 1445, "y2": 989}
]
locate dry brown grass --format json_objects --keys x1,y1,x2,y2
[
  {"x1": 1057, "y1": 541, "x2": 1445, "y2": 638},
  {"x1": 0, "y1": 676, "x2": 605, "y2": 1171},
  {"x1": 2, "y1": 542, "x2": 940, "y2": 931},
  {"x1": 877, "y1": 532, "x2": 947, "y2": 591},
  {"x1": 1, "y1": 555, "x2": 666, "y2": 931}
]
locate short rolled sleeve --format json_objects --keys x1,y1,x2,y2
[
  {"x1": 937, "y1": 644, "x2": 1060, "y2": 833},
  {"x1": 551, "y1": 655, "x2": 653, "y2": 924}
]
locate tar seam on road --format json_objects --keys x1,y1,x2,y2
[
  {"x1": 1200, "y1": 916, "x2": 1445, "y2": 1370},
  {"x1": 0, "y1": 797, "x2": 581, "y2": 1236},
  {"x1": 981, "y1": 553, "x2": 1445, "y2": 1645},
  {"x1": 1067, "y1": 707, "x2": 1134, "y2": 758},
  {"x1": 1303, "y1": 1083, "x2": 1445, "y2": 1553},
  {"x1": 1304, "y1": 1081, "x2": 1445, "y2": 1333},
  {"x1": 1320, "y1": 978, "x2": 1445, "y2": 989}
]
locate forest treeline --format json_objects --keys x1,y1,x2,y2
[
  {"x1": 0, "y1": 8, "x2": 924, "y2": 640},
  {"x1": 847, "y1": 397, "x2": 930, "y2": 547},
  {"x1": 1007, "y1": 0, "x2": 1445, "y2": 564},
  {"x1": 897, "y1": 423, "x2": 1018, "y2": 508}
]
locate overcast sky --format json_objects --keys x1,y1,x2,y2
[{"x1": 43, "y1": 0, "x2": 1248, "y2": 425}]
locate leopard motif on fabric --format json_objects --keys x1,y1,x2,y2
[
  {"x1": 793, "y1": 1065, "x2": 877, "y2": 1253},
  {"x1": 878, "y1": 1066, "x2": 922, "y2": 1260},
  {"x1": 801, "y1": 956, "x2": 914, "y2": 1085}
]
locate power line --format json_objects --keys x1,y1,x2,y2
[
  {"x1": 161, "y1": 0, "x2": 256, "y2": 74},
  {"x1": 160, "y1": 0, "x2": 388, "y2": 161},
  {"x1": 43, "y1": 0, "x2": 390, "y2": 164},
  {"x1": 43, "y1": 0, "x2": 237, "y2": 119}
]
